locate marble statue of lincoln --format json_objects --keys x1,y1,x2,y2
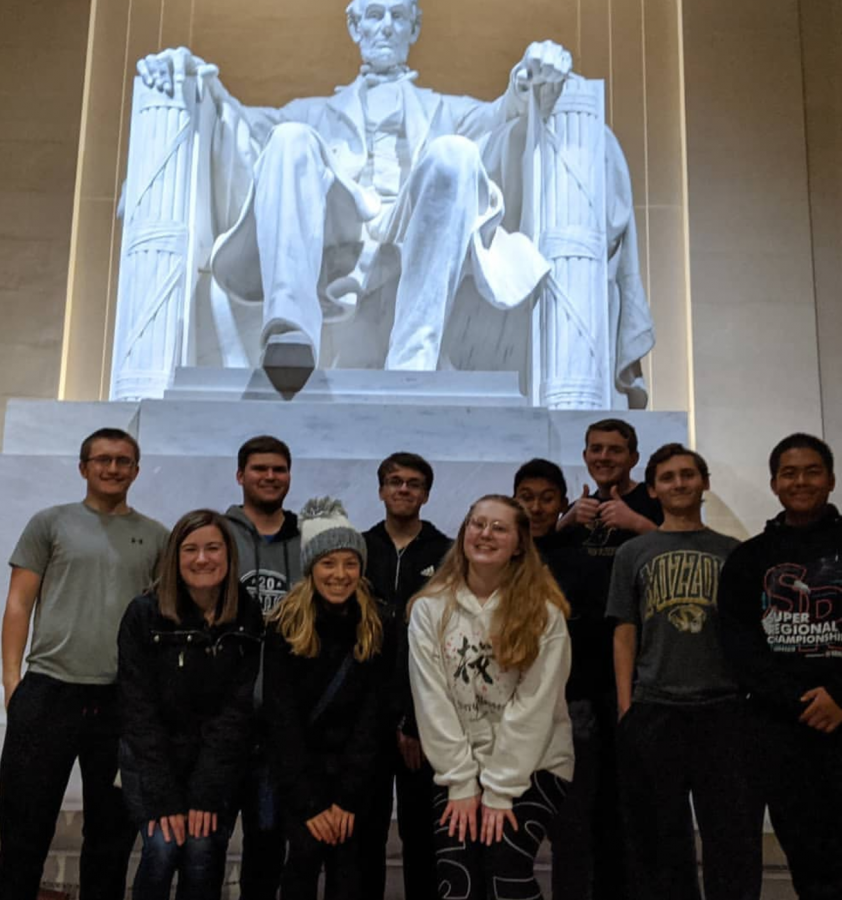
[{"x1": 140, "y1": 2, "x2": 584, "y2": 389}]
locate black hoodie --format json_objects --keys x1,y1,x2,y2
[
  {"x1": 364, "y1": 520, "x2": 452, "y2": 736},
  {"x1": 718, "y1": 505, "x2": 842, "y2": 720},
  {"x1": 363, "y1": 520, "x2": 452, "y2": 615}
]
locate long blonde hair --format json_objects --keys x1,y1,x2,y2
[
  {"x1": 410, "y1": 495, "x2": 569, "y2": 670},
  {"x1": 268, "y1": 573, "x2": 383, "y2": 662}
]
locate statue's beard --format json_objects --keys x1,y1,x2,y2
[{"x1": 359, "y1": 44, "x2": 411, "y2": 75}]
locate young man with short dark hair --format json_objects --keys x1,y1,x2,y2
[
  {"x1": 719, "y1": 433, "x2": 842, "y2": 899},
  {"x1": 513, "y1": 458, "x2": 568, "y2": 550},
  {"x1": 608, "y1": 443, "x2": 762, "y2": 900},
  {"x1": 549, "y1": 419, "x2": 663, "y2": 900},
  {"x1": 558, "y1": 418, "x2": 661, "y2": 541},
  {"x1": 0, "y1": 427, "x2": 168, "y2": 900},
  {"x1": 227, "y1": 435, "x2": 300, "y2": 616},
  {"x1": 225, "y1": 434, "x2": 301, "y2": 900},
  {"x1": 363, "y1": 451, "x2": 451, "y2": 900}
]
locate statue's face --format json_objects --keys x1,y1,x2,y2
[{"x1": 350, "y1": 0, "x2": 419, "y2": 71}]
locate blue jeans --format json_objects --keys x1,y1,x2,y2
[{"x1": 132, "y1": 824, "x2": 231, "y2": 900}]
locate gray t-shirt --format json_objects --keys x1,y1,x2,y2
[
  {"x1": 607, "y1": 528, "x2": 740, "y2": 704},
  {"x1": 9, "y1": 502, "x2": 168, "y2": 684}
]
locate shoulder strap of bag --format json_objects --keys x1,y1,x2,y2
[{"x1": 308, "y1": 651, "x2": 355, "y2": 726}]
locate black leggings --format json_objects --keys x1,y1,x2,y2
[{"x1": 433, "y1": 770, "x2": 567, "y2": 900}]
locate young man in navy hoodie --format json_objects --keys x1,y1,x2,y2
[
  {"x1": 226, "y1": 435, "x2": 302, "y2": 900},
  {"x1": 719, "y1": 433, "x2": 842, "y2": 900},
  {"x1": 362, "y1": 452, "x2": 451, "y2": 900}
]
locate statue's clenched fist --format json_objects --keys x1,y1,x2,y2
[{"x1": 137, "y1": 46, "x2": 219, "y2": 98}]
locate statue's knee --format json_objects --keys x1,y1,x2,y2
[
  {"x1": 423, "y1": 135, "x2": 482, "y2": 181},
  {"x1": 264, "y1": 122, "x2": 321, "y2": 157}
]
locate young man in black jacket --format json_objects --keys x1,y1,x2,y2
[
  {"x1": 719, "y1": 433, "x2": 842, "y2": 900},
  {"x1": 550, "y1": 419, "x2": 663, "y2": 900},
  {"x1": 225, "y1": 435, "x2": 302, "y2": 900},
  {"x1": 362, "y1": 452, "x2": 451, "y2": 900}
]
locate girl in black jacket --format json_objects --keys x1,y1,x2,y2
[
  {"x1": 118, "y1": 509, "x2": 262, "y2": 900},
  {"x1": 263, "y1": 498, "x2": 391, "y2": 900}
]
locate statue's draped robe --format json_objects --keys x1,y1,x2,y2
[{"x1": 208, "y1": 76, "x2": 654, "y2": 407}]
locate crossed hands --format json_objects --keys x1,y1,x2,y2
[
  {"x1": 306, "y1": 804, "x2": 356, "y2": 845},
  {"x1": 799, "y1": 687, "x2": 842, "y2": 734},
  {"x1": 147, "y1": 809, "x2": 218, "y2": 846},
  {"x1": 440, "y1": 794, "x2": 519, "y2": 847},
  {"x1": 558, "y1": 484, "x2": 649, "y2": 532}
]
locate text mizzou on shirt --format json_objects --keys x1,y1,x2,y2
[{"x1": 607, "y1": 528, "x2": 740, "y2": 705}]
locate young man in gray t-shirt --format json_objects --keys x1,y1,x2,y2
[
  {"x1": 0, "y1": 427, "x2": 168, "y2": 900},
  {"x1": 607, "y1": 444, "x2": 763, "y2": 900}
]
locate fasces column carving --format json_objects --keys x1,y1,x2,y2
[
  {"x1": 111, "y1": 76, "x2": 212, "y2": 401},
  {"x1": 529, "y1": 77, "x2": 609, "y2": 410}
]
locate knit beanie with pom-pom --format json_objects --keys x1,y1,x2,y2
[{"x1": 299, "y1": 497, "x2": 367, "y2": 575}]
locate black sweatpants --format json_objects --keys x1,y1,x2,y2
[
  {"x1": 0, "y1": 673, "x2": 137, "y2": 900},
  {"x1": 396, "y1": 757, "x2": 437, "y2": 900},
  {"x1": 283, "y1": 815, "x2": 363, "y2": 900},
  {"x1": 360, "y1": 745, "x2": 437, "y2": 900},
  {"x1": 432, "y1": 770, "x2": 567, "y2": 900},
  {"x1": 751, "y1": 704, "x2": 842, "y2": 900},
  {"x1": 616, "y1": 699, "x2": 764, "y2": 900},
  {"x1": 550, "y1": 699, "x2": 599, "y2": 900}
]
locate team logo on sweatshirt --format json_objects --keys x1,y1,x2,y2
[
  {"x1": 762, "y1": 559, "x2": 842, "y2": 656},
  {"x1": 241, "y1": 569, "x2": 289, "y2": 614}
]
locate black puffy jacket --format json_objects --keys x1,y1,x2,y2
[{"x1": 117, "y1": 588, "x2": 263, "y2": 824}]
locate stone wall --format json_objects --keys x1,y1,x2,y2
[{"x1": 0, "y1": 0, "x2": 90, "y2": 444}]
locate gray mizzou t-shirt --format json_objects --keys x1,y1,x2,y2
[
  {"x1": 9, "y1": 502, "x2": 168, "y2": 684},
  {"x1": 607, "y1": 528, "x2": 740, "y2": 704}
]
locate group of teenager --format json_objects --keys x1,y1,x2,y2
[{"x1": 0, "y1": 419, "x2": 840, "y2": 900}]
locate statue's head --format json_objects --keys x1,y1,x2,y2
[{"x1": 346, "y1": 0, "x2": 422, "y2": 72}]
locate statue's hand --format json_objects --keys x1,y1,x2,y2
[
  {"x1": 513, "y1": 41, "x2": 573, "y2": 114},
  {"x1": 137, "y1": 47, "x2": 219, "y2": 99}
]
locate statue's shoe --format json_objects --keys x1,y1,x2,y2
[{"x1": 261, "y1": 332, "x2": 316, "y2": 392}]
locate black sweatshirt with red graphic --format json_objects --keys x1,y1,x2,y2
[{"x1": 718, "y1": 505, "x2": 842, "y2": 720}]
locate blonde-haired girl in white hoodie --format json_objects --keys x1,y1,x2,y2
[{"x1": 408, "y1": 494, "x2": 574, "y2": 900}]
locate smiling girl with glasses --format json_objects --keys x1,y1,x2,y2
[{"x1": 408, "y1": 494, "x2": 573, "y2": 899}]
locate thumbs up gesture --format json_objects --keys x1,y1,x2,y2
[
  {"x1": 556, "y1": 483, "x2": 601, "y2": 530},
  {"x1": 599, "y1": 485, "x2": 641, "y2": 530}
]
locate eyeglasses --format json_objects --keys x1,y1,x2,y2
[
  {"x1": 384, "y1": 476, "x2": 426, "y2": 491},
  {"x1": 85, "y1": 455, "x2": 136, "y2": 469},
  {"x1": 466, "y1": 517, "x2": 514, "y2": 536}
]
